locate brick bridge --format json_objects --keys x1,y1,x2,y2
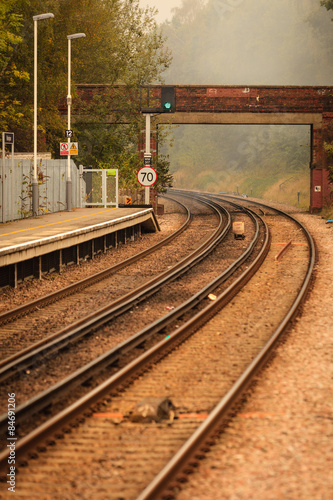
[{"x1": 74, "y1": 84, "x2": 333, "y2": 212}]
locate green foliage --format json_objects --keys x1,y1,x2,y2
[
  {"x1": 100, "y1": 152, "x2": 140, "y2": 190},
  {"x1": 0, "y1": 1, "x2": 29, "y2": 132},
  {"x1": 154, "y1": 154, "x2": 173, "y2": 191},
  {"x1": 321, "y1": 0, "x2": 333, "y2": 13},
  {"x1": 0, "y1": 0, "x2": 173, "y2": 190}
]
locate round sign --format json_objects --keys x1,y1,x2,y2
[{"x1": 137, "y1": 166, "x2": 157, "y2": 187}]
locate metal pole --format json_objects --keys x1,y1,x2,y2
[
  {"x1": 79, "y1": 164, "x2": 83, "y2": 208},
  {"x1": 32, "y1": 19, "x2": 38, "y2": 217},
  {"x1": 116, "y1": 169, "x2": 119, "y2": 208},
  {"x1": 145, "y1": 114, "x2": 151, "y2": 205},
  {"x1": 66, "y1": 33, "x2": 85, "y2": 211},
  {"x1": 32, "y1": 13, "x2": 54, "y2": 218},
  {"x1": 1, "y1": 133, "x2": 6, "y2": 223},
  {"x1": 10, "y1": 141, "x2": 14, "y2": 221},
  {"x1": 67, "y1": 37, "x2": 72, "y2": 211}
]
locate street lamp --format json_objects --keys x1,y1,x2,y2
[
  {"x1": 66, "y1": 33, "x2": 86, "y2": 211},
  {"x1": 33, "y1": 13, "x2": 54, "y2": 217}
]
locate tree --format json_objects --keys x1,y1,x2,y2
[
  {"x1": 0, "y1": 0, "x2": 173, "y2": 189},
  {"x1": 0, "y1": 1, "x2": 29, "y2": 134},
  {"x1": 321, "y1": 0, "x2": 333, "y2": 12}
]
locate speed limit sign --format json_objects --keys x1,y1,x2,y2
[{"x1": 137, "y1": 167, "x2": 157, "y2": 187}]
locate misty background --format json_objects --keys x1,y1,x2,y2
[
  {"x1": 139, "y1": 0, "x2": 182, "y2": 23},
  {"x1": 155, "y1": 0, "x2": 333, "y2": 208}
]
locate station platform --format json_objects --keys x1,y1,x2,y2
[{"x1": 0, "y1": 207, "x2": 159, "y2": 288}]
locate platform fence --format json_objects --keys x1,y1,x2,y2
[
  {"x1": 0, "y1": 158, "x2": 82, "y2": 222},
  {"x1": 80, "y1": 167, "x2": 118, "y2": 208}
]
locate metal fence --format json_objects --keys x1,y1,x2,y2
[
  {"x1": 80, "y1": 167, "x2": 118, "y2": 208},
  {"x1": 0, "y1": 158, "x2": 81, "y2": 222}
]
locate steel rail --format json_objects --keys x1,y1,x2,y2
[
  {"x1": 0, "y1": 198, "x2": 227, "y2": 381},
  {"x1": 136, "y1": 199, "x2": 316, "y2": 500},
  {"x1": 0, "y1": 200, "x2": 262, "y2": 436},
  {"x1": 0, "y1": 199, "x2": 191, "y2": 329},
  {"x1": 0, "y1": 199, "x2": 270, "y2": 472}
]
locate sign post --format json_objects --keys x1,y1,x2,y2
[{"x1": 144, "y1": 114, "x2": 151, "y2": 204}]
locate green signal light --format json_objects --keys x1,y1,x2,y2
[{"x1": 164, "y1": 102, "x2": 172, "y2": 110}]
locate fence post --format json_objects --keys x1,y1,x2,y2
[
  {"x1": 116, "y1": 169, "x2": 119, "y2": 208},
  {"x1": 79, "y1": 164, "x2": 84, "y2": 208}
]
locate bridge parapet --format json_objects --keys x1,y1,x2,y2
[{"x1": 139, "y1": 85, "x2": 333, "y2": 114}]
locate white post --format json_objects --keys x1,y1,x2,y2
[
  {"x1": 32, "y1": 13, "x2": 54, "y2": 217},
  {"x1": 116, "y1": 169, "x2": 119, "y2": 208},
  {"x1": 1, "y1": 133, "x2": 5, "y2": 223},
  {"x1": 67, "y1": 37, "x2": 72, "y2": 211},
  {"x1": 66, "y1": 33, "x2": 86, "y2": 211},
  {"x1": 145, "y1": 113, "x2": 151, "y2": 205},
  {"x1": 32, "y1": 18, "x2": 38, "y2": 217},
  {"x1": 79, "y1": 164, "x2": 84, "y2": 208},
  {"x1": 10, "y1": 141, "x2": 14, "y2": 221},
  {"x1": 102, "y1": 169, "x2": 107, "y2": 207}
]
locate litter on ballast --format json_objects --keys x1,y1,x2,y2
[{"x1": 208, "y1": 294, "x2": 217, "y2": 301}]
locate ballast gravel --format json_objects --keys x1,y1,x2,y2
[
  {"x1": 176, "y1": 204, "x2": 333, "y2": 500},
  {"x1": 0, "y1": 198, "x2": 331, "y2": 499}
]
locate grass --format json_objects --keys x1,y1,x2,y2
[{"x1": 172, "y1": 165, "x2": 313, "y2": 211}]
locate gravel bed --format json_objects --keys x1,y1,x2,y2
[
  {"x1": 1, "y1": 197, "x2": 331, "y2": 499},
  {"x1": 0, "y1": 199, "x2": 239, "y2": 423},
  {"x1": 0, "y1": 199, "x2": 316, "y2": 500},
  {"x1": 0, "y1": 199, "x2": 185, "y2": 313},
  {"x1": 176, "y1": 201, "x2": 333, "y2": 500}
]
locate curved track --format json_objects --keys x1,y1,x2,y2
[
  {"x1": 0, "y1": 191, "x2": 315, "y2": 500},
  {"x1": 0, "y1": 198, "x2": 191, "y2": 328},
  {"x1": 137, "y1": 191, "x2": 316, "y2": 500},
  {"x1": 0, "y1": 196, "x2": 264, "y2": 440}
]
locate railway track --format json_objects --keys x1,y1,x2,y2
[
  {"x1": 0, "y1": 194, "x2": 258, "y2": 436},
  {"x1": 0, "y1": 197, "x2": 191, "y2": 352},
  {"x1": 0, "y1": 195, "x2": 229, "y2": 377},
  {"x1": 0, "y1": 195, "x2": 262, "y2": 440},
  {"x1": 0, "y1": 191, "x2": 315, "y2": 499}
]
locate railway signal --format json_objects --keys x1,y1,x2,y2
[{"x1": 161, "y1": 87, "x2": 176, "y2": 113}]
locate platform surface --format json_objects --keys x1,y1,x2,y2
[{"x1": 0, "y1": 207, "x2": 157, "y2": 254}]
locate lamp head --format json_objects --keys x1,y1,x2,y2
[
  {"x1": 33, "y1": 13, "x2": 54, "y2": 21},
  {"x1": 67, "y1": 33, "x2": 86, "y2": 40}
]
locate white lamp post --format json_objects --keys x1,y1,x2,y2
[
  {"x1": 66, "y1": 33, "x2": 86, "y2": 211},
  {"x1": 32, "y1": 13, "x2": 54, "y2": 217}
]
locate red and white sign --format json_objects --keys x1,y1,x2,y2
[
  {"x1": 137, "y1": 167, "x2": 157, "y2": 187},
  {"x1": 60, "y1": 142, "x2": 69, "y2": 156},
  {"x1": 60, "y1": 142, "x2": 79, "y2": 156}
]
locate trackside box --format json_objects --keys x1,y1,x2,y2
[{"x1": 232, "y1": 221, "x2": 245, "y2": 240}]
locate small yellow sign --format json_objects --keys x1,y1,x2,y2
[{"x1": 69, "y1": 142, "x2": 78, "y2": 155}]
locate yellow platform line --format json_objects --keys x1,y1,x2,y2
[{"x1": 0, "y1": 208, "x2": 117, "y2": 238}]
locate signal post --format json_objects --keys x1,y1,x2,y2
[{"x1": 141, "y1": 86, "x2": 176, "y2": 204}]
